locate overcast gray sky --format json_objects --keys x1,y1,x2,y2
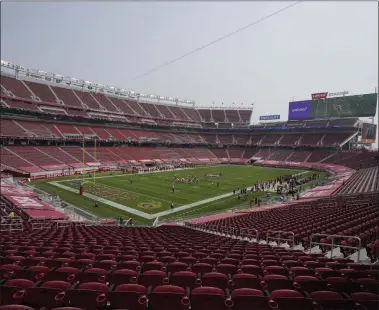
[{"x1": 1, "y1": 1, "x2": 378, "y2": 145}]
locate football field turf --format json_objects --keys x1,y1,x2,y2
[{"x1": 32, "y1": 165, "x2": 324, "y2": 224}]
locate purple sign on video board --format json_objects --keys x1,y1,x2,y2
[{"x1": 288, "y1": 100, "x2": 311, "y2": 120}]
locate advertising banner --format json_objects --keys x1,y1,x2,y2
[
  {"x1": 311, "y1": 91, "x2": 349, "y2": 99},
  {"x1": 259, "y1": 115, "x2": 280, "y2": 121},
  {"x1": 288, "y1": 100, "x2": 311, "y2": 120},
  {"x1": 361, "y1": 123, "x2": 377, "y2": 144},
  {"x1": 289, "y1": 93, "x2": 377, "y2": 120},
  {"x1": 311, "y1": 92, "x2": 328, "y2": 100}
]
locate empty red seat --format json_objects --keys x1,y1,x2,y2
[
  {"x1": 75, "y1": 268, "x2": 107, "y2": 283},
  {"x1": 92, "y1": 260, "x2": 117, "y2": 270},
  {"x1": 95, "y1": 254, "x2": 115, "y2": 261},
  {"x1": 150, "y1": 285, "x2": 190, "y2": 310},
  {"x1": 191, "y1": 287, "x2": 231, "y2": 310},
  {"x1": 139, "y1": 255, "x2": 156, "y2": 263},
  {"x1": 170, "y1": 271, "x2": 199, "y2": 290},
  {"x1": 298, "y1": 256, "x2": 314, "y2": 262},
  {"x1": 0, "y1": 278, "x2": 35, "y2": 305},
  {"x1": 143, "y1": 261, "x2": 165, "y2": 272},
  {"x1": 289, "y1": 267, "x2": 314, "y2": 277},
  {"x1": 191, "y1": 263, "x2": 213, "y2": 275},
  {"x1": 261, "y1": 259, "x2": 281, "y2": 267},
  {"x1": 264, "y1": 266, "x2": 288, "y2": 276},
  {"x1": 345, "y1": 263, "x2": 367, "y2": 270},
  {"x1": 293, "y1": 276, "x2": 328, "y2": 293},
  {"x1": 139, "y1": 270, "x2": 168, "y2": 289},
  {"x1": 115, "y1": 254, "x2": 136, "y2": 262},
  {"x1": 325, "y1": 262, "x2": 346, "y2": 270},
  {"x1": 315, "y1": 267, "x2": 342, "y2": 279},
  {"x1": 241, "y1": 264, "x2": 263, "y2": 276},
  {"x1": 43, "y1": 267, "x2": 80, "y2": 283},
  {"x1": 68, "y1": 259, "x2": 94, "y2": 270},
  {"x1": 159, "y1": 256, "x2": 176, "y2": 264},
  {"x1": 0, "y1": 264, "x2": 22, "y2": 280},
  {"x1": 216, "y1": 263, "x2": 239, "y2": 275},
  {"x1": 45, "y1": 258, "x2": 72, "y2": 269},
  {"x1": 220, "y1": 258, "x2": 238, "y2": 266},
  {"x1": 2, "y1": 256, "x2": 26, "y2": 266},
  {"x1": 282, "y1": 260, "x2": 303, "y2": 268},
  {"x1": 269, "y1": 289, "x2": 314, "y2": 310},
  {"x1": 340, "y1": 268, "x2": 371, "y2": 280},
  {"x1": 326, "y1": 276, "x2": 363, "y2": 294},
  {"x1": 241, "y1": 259, "x2": 260, "y2": 265},
  {"x1": 108, "y1": 269, "x2": 137, "y2": 285},
  {"x1": 350, "y1": 292, "x2": 379, "y2": 310},
  {"x1": 366, "y1": 270, "x2": 379, "y2": 280},
  {"x1": 24, "y1": 280, "x2": 71, "y2": 309},
  {"x1": 65, "y1": 282, "x2": 108, "y2": 310},
  {"x1": 260, "y1": 274, "x2": 293, "y2": 292},
  {"x1": 230, "y1": 288, "x2": 269, "y2": 310},
  {"x1": 232, "y1": 273, "x2": 261, "y2": 290},
  {"x1": 333, "y1": 258, "x2": 353, "y2": 264},
  {"x1": 180, "y1": 256, "x2": 197, "y2": 265},
  {"x1": 244, "y1": 254, "x2": 260, "y2": 260},
  {"x1": 201, "y1": 272, "x2": 230, "y2": 290},
  {"x1": 51, "y1": 308, "x2": 84, "y2": 310},
  {"x1": 14, "y1": 266, "x2": 49, "y2": 281},
  {"x1": 167, "y1": 262, "x2": 188, "y2": 273},
  {"x1": 356, "y1": 278, "x2": 379, "y2": 294},
  {"x1": 310, "y1": 291, "x2": 356, "y2": 310},
  {"x1": 23, "y1": 257, "x2": 48, "y2": 267},
  {"x1": 108, "y1": 284, "x2": 147, "y2": 310},
  {"x1": 199, "y1": 257, "x2": 218, "y2": 265},
  {"x1": 118, "y1": 260, "x2": 141, "y2": 271},
  {"x1": 0, "y1": 306, "x2": 35, "y2": 310},
  {"x1": 76, "y1": 253, "x2": 95, "y2": 260},
  {"x1": 176, "y1": 252, "x2": 190, "y2": 259},
  {"x1": 304, "y1": 261, "x2": 326, "y2": 269}
]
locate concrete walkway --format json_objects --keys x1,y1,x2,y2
[{"x1": 49, "y1": 181, "x2": 250, "y2": 220}]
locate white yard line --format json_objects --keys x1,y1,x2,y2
[
  {"x1": 87, "y1": 182, "x2": 183, "y2": 205},
  {"x1": 49, "y1": 181, "x2": 255, "y2": 220}
]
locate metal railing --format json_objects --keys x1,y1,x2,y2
[
  {"x1": 55, "y1": 220, "x2": 70, "y2": 229},
  {"x1": 310, "y1": 233, "x2": 362, "y2": 262},
  {"x1": 266, "y1": 230, "x2": 295, "y2": 247},
  {"x1": 29, "y1": 218, "x2": 52, "y2": 230},
  {"x1": 240, "y1": 228, "x2": 259, "y2": 240},
  {"x1": 0, "y1": 216, "x2": 23, "y2": 232}
]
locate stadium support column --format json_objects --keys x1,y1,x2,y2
[{"x1": 378, "y1": 87, "x2": 379, "y2": 149}]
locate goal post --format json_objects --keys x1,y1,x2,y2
[{"x1": 80, "y1": 136, "x2": 97, "y2": 196}]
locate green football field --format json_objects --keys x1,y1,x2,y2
[{"x1": 31, "y1": 165, "x2": 326, "y2": 225}]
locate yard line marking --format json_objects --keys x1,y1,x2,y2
[
  {"x1": 49, "y1": 182, "x2": 152, "y2": 219},
  {"x1": 49, "y1": 181, "x2": 256, "y2": 220}
]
